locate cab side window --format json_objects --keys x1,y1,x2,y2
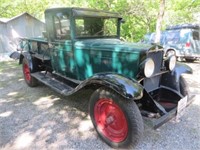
[
  {"x1": 54, "y1": 13, "x2": 70, "y2": 40},
  {"x1": 192, "y1": 31, "x2": 200, "y2": 40}
]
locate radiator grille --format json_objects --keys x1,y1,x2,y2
[
  {"x1": 147, "y1": 51, "x2": 164, "y2": 74},
  {"x1": 144, "y1": 50, "x2": 164, "y2": 92}
]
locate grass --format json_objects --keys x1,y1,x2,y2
[
  {"x1": 0, "y1": 60, "x2": 22, "y2": 87},
  {"x1": 0, "y1": 60, "x2": 20, "y2": 73}
]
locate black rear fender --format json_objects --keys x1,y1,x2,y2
[
  {"x1": 19, "y1": 52, "x2": 39, "y2": 72},
  {"x1": 78, "y1": 73, "x2": 143, "y2": 100},
  {"x1": 20, "y1": 52, "x2": 31, "y2": 64}
]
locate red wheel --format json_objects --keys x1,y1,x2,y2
[
  {"x1": 94, "y1": 98, "x2": 128, "y2": 142},
  {"x1": 22, "y1": 58, "x2": 38, "y2": 87},
  {"x1": 89, "y1": 87, "x2": 143, "y2": 148},
  {"x1": 23, "y1": 63, "x2": 31, "y2": 82}
]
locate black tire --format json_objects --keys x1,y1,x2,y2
[
  {"x1": 68, "y1": 89, "x2": 94, "y2": 112},
  {"x1": 89, "y1": 87, "x2": 144, "y2": 148},
  {"x1": 180, "y1": 76, "x2": 188, "y2": 96},
  {"x1": 185, "y1": 58, "x2": 195, "y2": 62},
  {"x1": 22, "y1": 58, "x2": 38, "y2": 87}
]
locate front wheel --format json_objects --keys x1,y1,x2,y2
[
  {"x1": 22, "y1": 58, "x2": 38, "y2": 87},
  {"x1": 89, "y1": 87, "x2": 144, "y2": 148}
]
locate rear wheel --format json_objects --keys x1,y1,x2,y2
[
  {"x1": 22, "y1": 58, "x2": 38, "y2": 87},
  {"x1": 89, "y1": 87, "x2": 143, "y2": 148}
]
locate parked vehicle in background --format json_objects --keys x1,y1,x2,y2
[{"x1": 142, "y1": 24, "x2": 200, "y2": 62}]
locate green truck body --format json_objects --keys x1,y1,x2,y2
[{"x1": 11, "y1": 7, "x2": 193, "y2": 149}]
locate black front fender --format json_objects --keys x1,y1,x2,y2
[
  {"x1": 77, "y1": 73, "x2": 143, "y2": 100},
  {"x1": 172, "y1": 62, "x2": 193, "y2": 81},
  {"x1": 160, "y1": 62, "x2": 192, "y2": 92}
]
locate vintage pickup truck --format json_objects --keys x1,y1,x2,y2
[{"x1": 11, "y1": 7, "x2": 193, "y2": 148}]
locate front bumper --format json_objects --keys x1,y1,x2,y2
[
  {"x1": 143, "y1": 94, "x2": 195, "y2": 129},
  {"x1": 140, "y1": 65, "x2": 193, "y2": 129}
]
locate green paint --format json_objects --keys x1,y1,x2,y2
[
  {"x1": 86, "y1": 64, "x2": 93, "y2": 77},
  {"x1": 58, "y1": 48, "x2": 66, "y2": 72},
  {"x1": 75, "y1": 49, "x2": 84, "y2": 66}
]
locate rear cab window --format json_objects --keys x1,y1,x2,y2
[{"x1": 54, "y1": 13, "x2": 70, "y2": 40}]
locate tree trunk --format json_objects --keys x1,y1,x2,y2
[{"x1": 154, "y1": 0, "x2": 165, "y2": 43}]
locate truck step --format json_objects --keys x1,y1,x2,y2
[{"x1": 31, "y1": 72, "x2": 74, "y2": 96}]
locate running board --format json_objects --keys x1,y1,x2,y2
[{"x1": 31, "y1": 72, "x2": 74, "y2": 96}]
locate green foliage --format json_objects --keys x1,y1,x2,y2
[
  {"x1": 0, "y1": 0, "x2": 199, "y2": 42},
  {"x1": 0, "y1": 0, "x2": 49, "y2": 19},
  {"x1": 165, "y1": 0, "x2": 200, "y2": 26},
  {"x1": 87, "y1": 0, "x2": 160, "y2": 41}
]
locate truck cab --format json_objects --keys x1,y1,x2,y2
[{"x1": 43, "y1": 7, "x2": 125, "y2": 80}]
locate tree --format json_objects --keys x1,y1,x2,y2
[
  {"x1": 155, "y1": 0, "x2": 165, "y2": 43},
  {"x1": 0, "y1": 0, "x2": 49, "y2": 19},
  {"x1": 164, "y1": 0, "x2": 200, "y2": 26},
  {"x1": 0, "y1": 0, "x2": 199, "y2": 42}
]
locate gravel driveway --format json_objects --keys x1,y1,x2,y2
[{"x1": 0, "y1": 60, "x2": 200, "y2": 150}]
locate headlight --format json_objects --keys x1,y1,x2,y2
[
  {"x1": 166, "y1": 55, "x2": 176, "y2": 71},
  {"x1": 144, "y1": 58, "x2": 155, "y2": 78}
]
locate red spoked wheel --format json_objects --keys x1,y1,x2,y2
[
  {"x1": 22, "y1": 58, "x2": 38, "y2": 87},
  {"x1": 23, "y1": 63, "x2": 31, "y2": 82},
  {"x1": 89, "y1": 87, "x2": 143, "y2": 148},
  {"x1": 94, "y1": 98, "x2": 128, "y2": 142}
]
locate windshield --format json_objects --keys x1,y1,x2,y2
[
  {"x1": 75, "y1": 17, "x2": 118, "y2": 38},
  {"x1": 164, "y1": 30, "x2": 181, "y2": 44},
  {"x1": 163, "y1": 29, "x2": 189, "y2": 44}
]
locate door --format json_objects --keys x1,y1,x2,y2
[{"x1": 50, "y1": 12, "x2": 77, "y2": 79}]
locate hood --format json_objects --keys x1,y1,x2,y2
[
  {"x1": 74, "y1": 38, "x2": 157, "y2": 53},
  {"x1": 72, "y1": 38, "x2": 163, "y2": 80}
]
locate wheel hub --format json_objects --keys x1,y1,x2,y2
[
  {"x1": 106, "y1": 115, "x2": 114, "y2": 124},
  {"x1": 94, "y1": 98, "x2": 128, "y2": 142}
]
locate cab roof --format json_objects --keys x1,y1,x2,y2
[
  {"x1": 45, "y1": 7, "x2": 122, "y2": 18},
  {"x1": 166, "y1": 24, "x2": 200, "y2": 30}
]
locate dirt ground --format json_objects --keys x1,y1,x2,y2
[{"x1": 0, "y1": 60, "x2": 200, "y2": 150}]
